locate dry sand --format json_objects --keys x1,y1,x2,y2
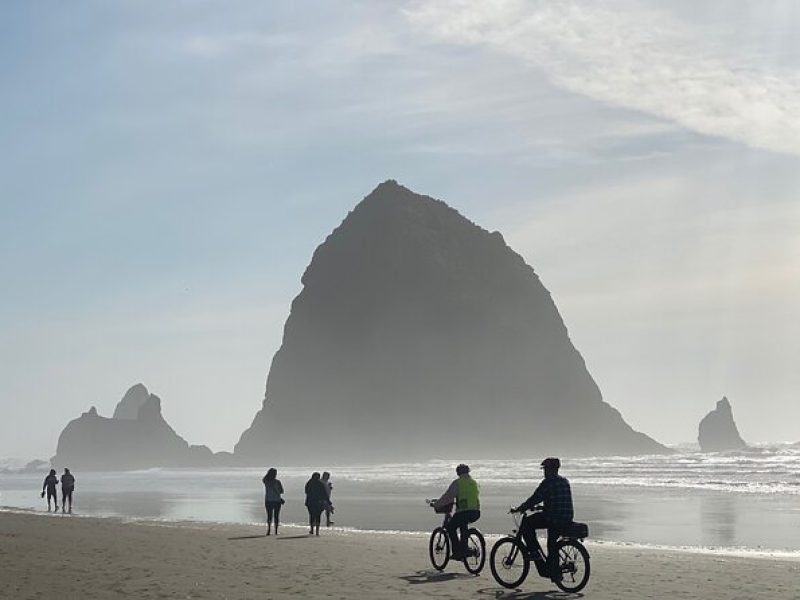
[{"x1": 0, "y1": 511, "x2": 798, "y2": 600}]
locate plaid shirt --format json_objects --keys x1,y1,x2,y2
[{"x1": 519, "y1": 474, "x2": 574, "y2": 523}]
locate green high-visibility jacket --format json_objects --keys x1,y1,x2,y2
[{"x1": 456, "y1": 476, "x2": 480, "y2": 512}]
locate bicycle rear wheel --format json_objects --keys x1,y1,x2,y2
[
  {"x1": 428, "y1": 527, "x2": 450, "y2": 571},
  {"x1": 490, "y1": 537, "x2": 529, "y2": 589},
  {"x1": 463, "y1": 528, "x2": 486, "y2": 575},
  {"x1": 554, "y1": 539, "x2": 590, "y2": 593}
]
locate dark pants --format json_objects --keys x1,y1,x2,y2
[
  {"x1": 446, "y1": 509, "x2": 480, "y2": 555},
  {"x1": 307, "y1": 506, "x2": 323, "y2": 531},
  {"x1": 265, "y1": 501, "x2": 282, "y2": 527},
  {"x1": 520, "y1": 513, "x2": 564, "y2": 577},
  {"x1": 62, "y1": 487, "x2": 74, "y2": 507}
]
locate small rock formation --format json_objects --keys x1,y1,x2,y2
[
  {"x1": 0, "y1": 459, "x2": 49, "y2": 474},
  {"x1": 698, "y1": 396, "x2": 747, "y2": 452},
  {"x1": 52, "y1": 384, "x2": 234, "y2": 470},
  {"x1": 235, "y1": 180, "x2": 669, "y2": 462}
]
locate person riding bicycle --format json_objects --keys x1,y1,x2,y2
[
  {"x1": 511, "y1": 457, "x2": 573, "y2": 582},
  {"x1": 433, "y1": 463, "x2": 480, "y2": 560}
]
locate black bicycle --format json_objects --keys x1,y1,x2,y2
[
  {"x1": 426, "y1": 500, "x2": 486, "y2": 575},
  {"x1": 489, "y1": 507, "x2": 590, "y2": 592}
]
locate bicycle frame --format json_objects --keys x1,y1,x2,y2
[{"x1": 507, "y1": 510, "x2": 555, "y2": 577}]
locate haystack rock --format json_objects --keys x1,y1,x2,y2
[
  {"x1": 235, "y1": 181, "x2": 668, "y2": 462},
  {"x1": 53, "y1": 384, "x2": 227, "y2": 470},
  {"x1": 698, "y1": 396, "x2": 747, "y2": 452}
]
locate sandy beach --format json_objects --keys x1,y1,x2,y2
[{"x1": 1, "y1": 511, "x2": 797, "y2": 600}]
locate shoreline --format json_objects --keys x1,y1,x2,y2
[
  {"x1": 3, "y1": 504, "x2": 800, "y2": 562},
  {"x1": 2, "y1": 510, "x2": 799, "y2": 599}
]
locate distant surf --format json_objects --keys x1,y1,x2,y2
[{"x1": 2, "y1": 444, "x2": 799, "y2": 552}]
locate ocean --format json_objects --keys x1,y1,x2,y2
[{"x1": 2, "y1": 445, "x2": 799, "y2": 555}]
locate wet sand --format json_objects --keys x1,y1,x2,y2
[{"x1": 0, "y1": 511, "x2": 798, "y2": 599}]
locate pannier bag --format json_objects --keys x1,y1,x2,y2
[{"x1": 565, "y1": 521, "x2": 589, "y2": 539}]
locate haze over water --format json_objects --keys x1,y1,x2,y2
[{"x1": 3, "y1": 446, "x2": 799, "y2": 553}]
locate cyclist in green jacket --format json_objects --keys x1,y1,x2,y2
[{"x1": 433, "y1": 464, "x2": 480, "y2": 560}]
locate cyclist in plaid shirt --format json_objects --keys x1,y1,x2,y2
[{"x1": 511, "y1": 457, "x2": 573, "y2": 582}]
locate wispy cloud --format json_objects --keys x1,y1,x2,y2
[{"x1": 406, "y1": 0, "x2": 800, "y2": 156}]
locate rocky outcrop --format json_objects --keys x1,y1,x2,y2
[
  {"x1": 235, "y1": 180, "x2": 669, "y2": 462},
  {"x1": 112, "y1": 383, "x2": 150, "y2": 419},
  {"x1": 698, "y1": 396, "x2": 747, "y2": 452},
  {"x1": 52, "y1": 384, "x2": 235, "y2": 470},
  {"x1": 0, "y1": 459, "x2": 49, "y2": 474}
]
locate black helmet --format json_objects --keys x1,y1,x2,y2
[
  {"x1": 456, "y1": 463, "x2": 470, "y2": 476},
  {"x1": 540, "y1": 457, "x2": 560, "y2": 470}
]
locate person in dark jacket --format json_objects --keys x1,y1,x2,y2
[
  {"x1": 61, "y1": 468, "x2": 76, "y2": 513},
  {"x1": 41, "y1": 469, "x2": 59, "y2": 512},
  {"x1": 304, "y1": 472, "x2": 327, "y2": 536},
  {"x1": 511, "y1": 457, "x2": 574, "y2": 582},
  {"x1": 262, "y1": 468, "x2": 284, "y2": 536}
]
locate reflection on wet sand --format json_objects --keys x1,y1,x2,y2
[
  {"x1": 701, "y1": 495, "x2": 737, "y2": 547},
  {"x1": 1, "y1": 468, "x2": 799, "y2": 552}
]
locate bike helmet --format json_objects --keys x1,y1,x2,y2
[{"x1": 456, "y1": 463, "x2": 470, "y2": 475}]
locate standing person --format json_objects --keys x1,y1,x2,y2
[
  {"x1": 304, "y1": 472, "x2": 327, "y2": 536},
  {"x1": 433, "y1": 464, "x2": 481, "y2": 560},
  {"x1": 511, "y1": 457, "x2": 574, "y2": 583},
  {"x1": 60, "y1": 468, "x2": 76, "y2": 513},
  {"x1": 262, "y1": 468, "x2": 284, "y2": 536},
  {"x1": 321, "y1": 471, "x2": 334, "y2": 527},
  {"x1": 41, "y1": 469, "x2": 59, "y2": 512}
]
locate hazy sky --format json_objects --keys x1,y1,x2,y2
[{"x1": 2, "y1": 0, "x2": 799, "y2": 458}]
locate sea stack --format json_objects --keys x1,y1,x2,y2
[
  {"x1": 235, "y1": 180, "x2": 668, "y2": 462},
  {"x1": 52, "y1": 384, "x2": 221, "y2": 470},
  {"x1": 698, "y1": 396, "x2": 747, "y2": 452}
]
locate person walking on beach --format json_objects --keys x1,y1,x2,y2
[
  {"x1": 321, "y1": 471, "x2": 334, "y2": 527},
  {"x1": 262, "y1": 468, "x2": 284, "y2": 536},
  {"x1": 304, "y1": 472, "x2": 328, "y2": 536},
  {"x1": 60, "y1": 468, "x2": 75, "y2": 513},
  {"x1": 433, "y1": 463, "x2": 480, "y2": 560},
  {"x1": 41, "y1": 469, "x2": 59, "y2": 512},
  {"x1": 511, "y1": 457, "x2": 573, "y2": 583}
]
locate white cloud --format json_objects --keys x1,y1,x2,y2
[{"x1": 406, "y1": 0, "x2": 800, "y2": 156}]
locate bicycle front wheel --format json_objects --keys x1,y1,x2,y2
[
  {"x1": 490, "y1": 537, "x2": 529, "y2": 589},
  {"x1": 554, "y1": 539, "x2": 590, "y2": 593},
  {"x1": 463, "y1": 528, "x2": 486, "y2": 575},
  {"x1": 428, "y1": 527, "x2": 450, "y2": 571}
]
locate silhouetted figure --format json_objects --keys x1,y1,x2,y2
[
  {"x1": 434, "y1": 463, "x2": 480, "y2": 559},
  {"x1": 321, "y1": 471, "x2": 334, "y2": 527},
  {"x1": 262, "y1": 468, "x2": 284, "y2": 536},
  {"x1": 41, "y1": 469, "x2": 58, "y2": 511},
  {"x1": 511, "y1": 457, "x2": 574, "y2": 583},
  {"x1": 304, "y1": 472, "x2": 327, "y2": 536},
  {"x1": 60, "y1": 468, "x2": 75, "y2": 513}
]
